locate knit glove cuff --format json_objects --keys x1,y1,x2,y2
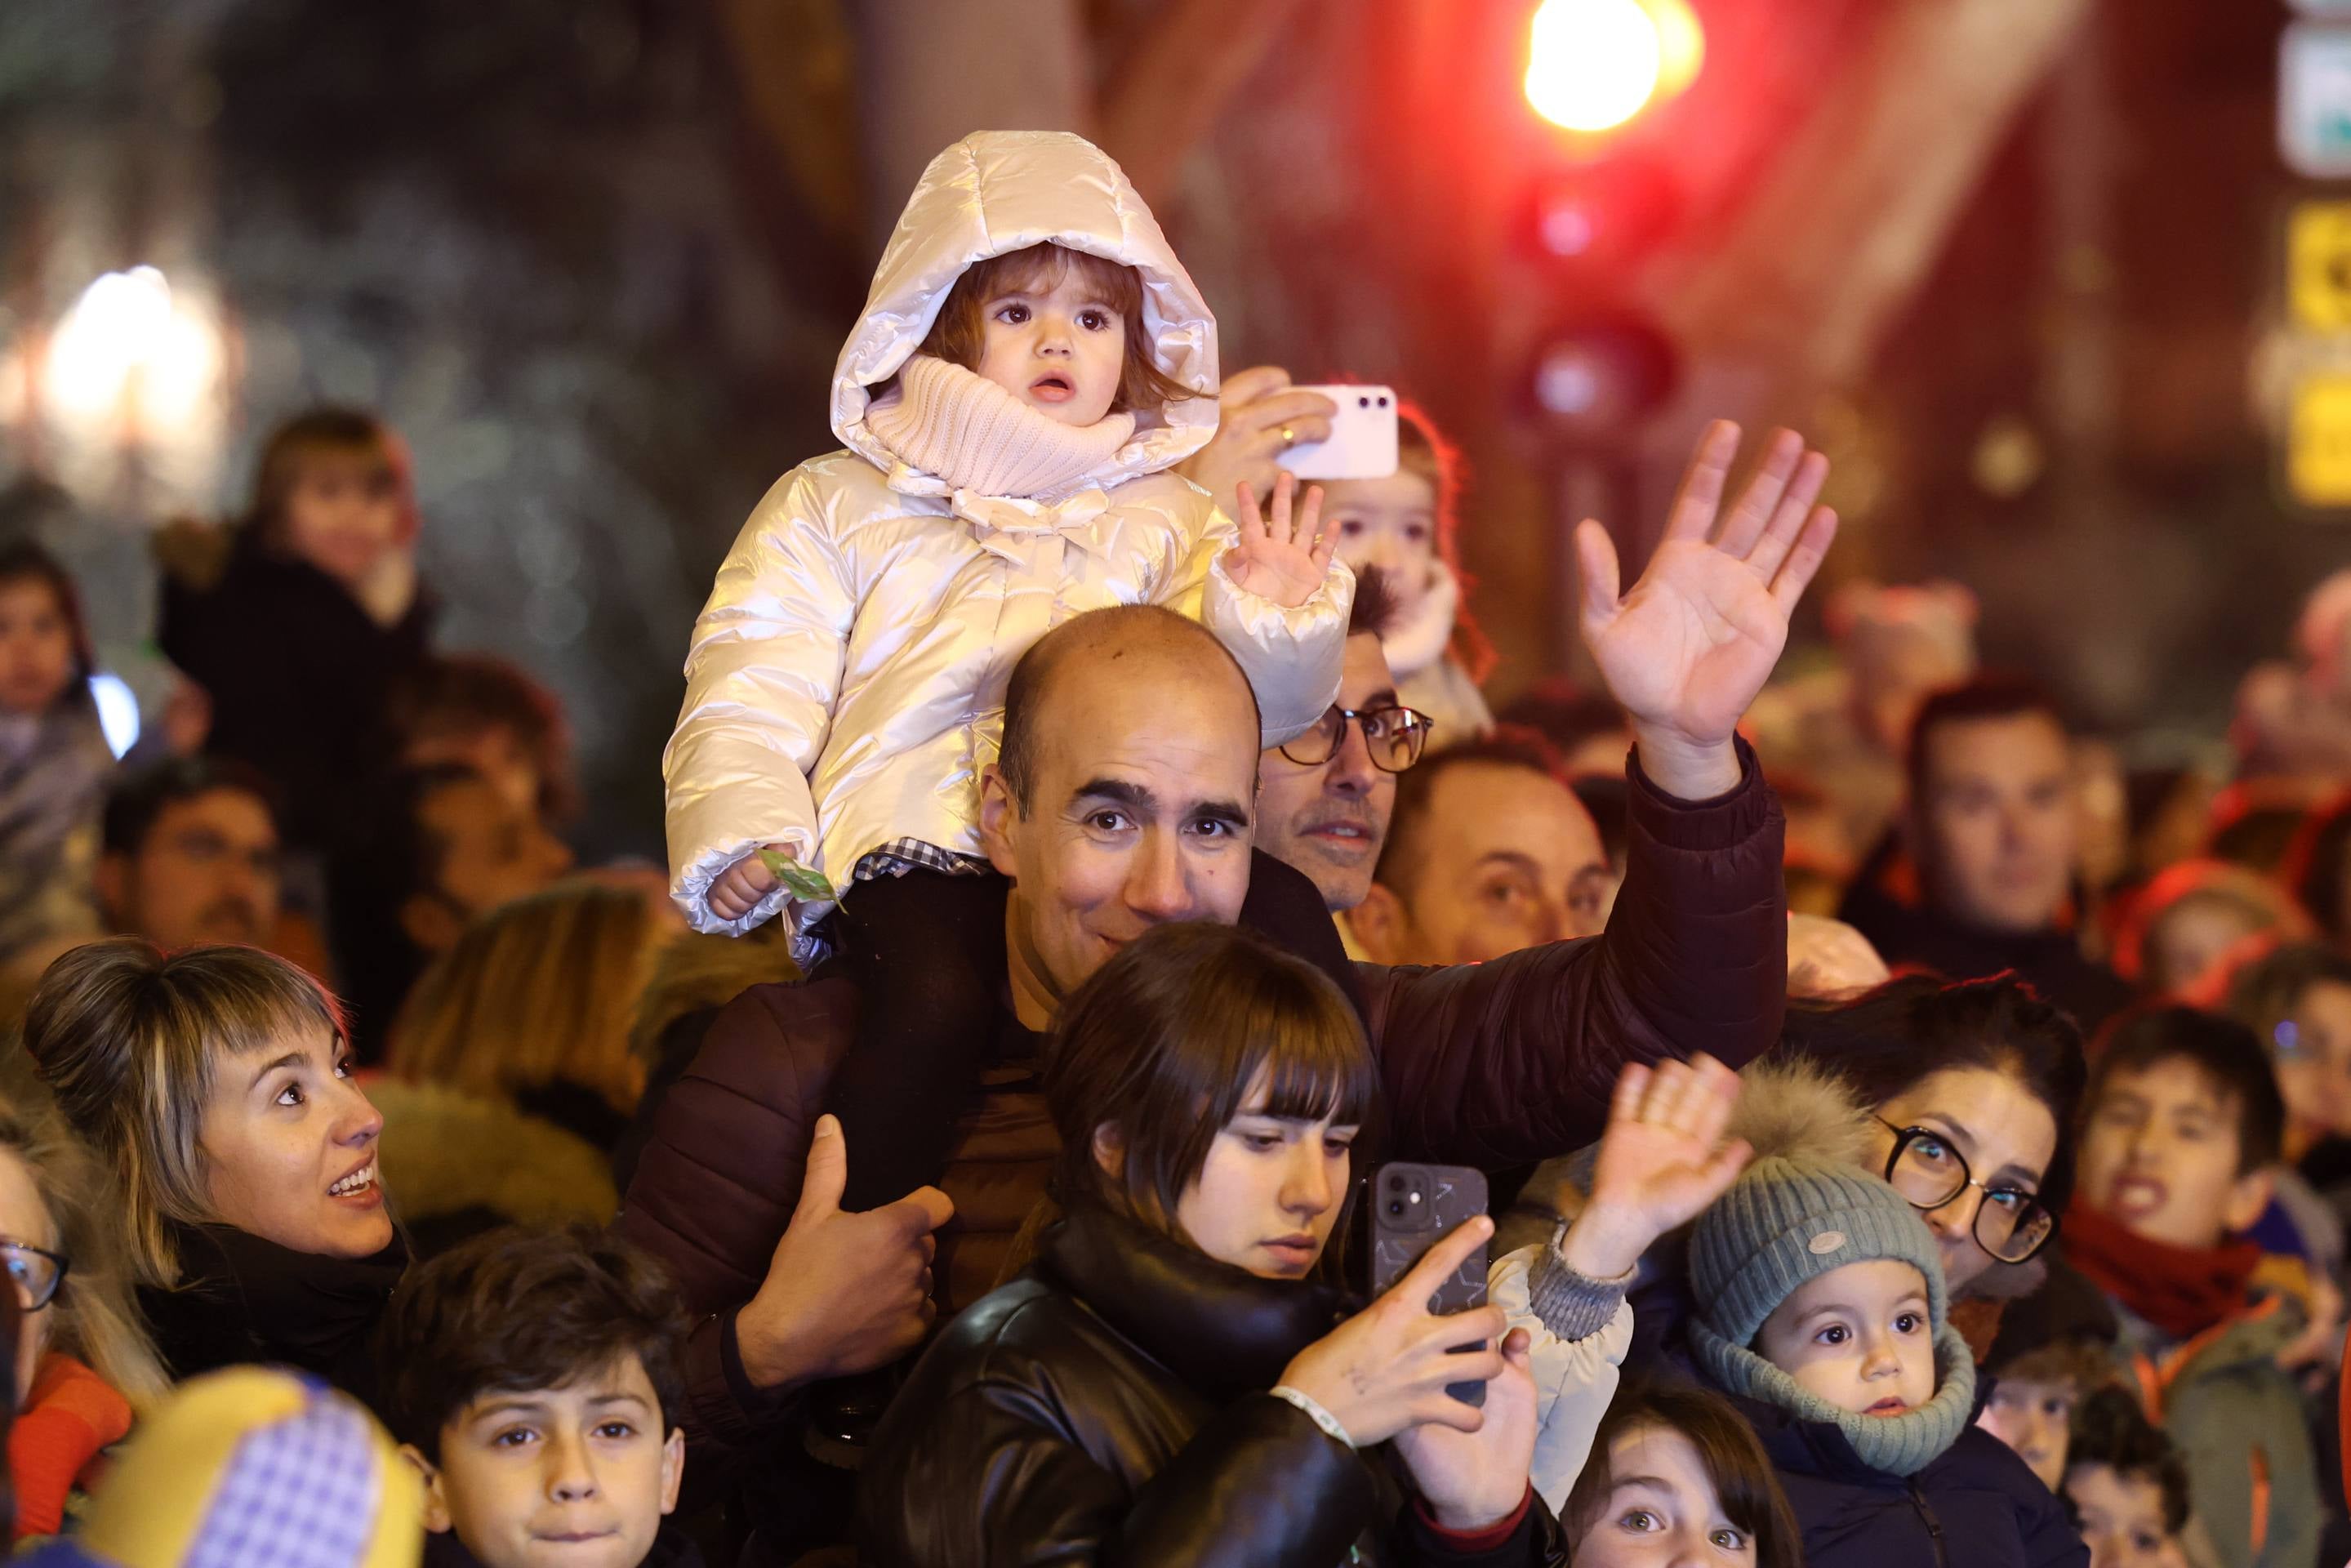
[{"x1": 1529, "y1": 1232, "x2": 1633, "y2": 1343}]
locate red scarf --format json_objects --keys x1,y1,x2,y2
[{"x1": 2064, "y1": 1198, "x2": 2263, "y2": 1342}]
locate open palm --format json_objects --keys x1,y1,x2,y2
[
  {"x1": 1563, "y1": 1056, "x2": 1752, "y2": 1281},
  {"x1": 1578, "y1": 422, "x2": 1838, "y2": 753},
  {"x1": 1223, "y1": 473, "x2": 1335, "y2": 608}
]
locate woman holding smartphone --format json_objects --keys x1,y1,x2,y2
[{"x1": 857, "y1": 920, "x2": 1556, "y2": 1567}]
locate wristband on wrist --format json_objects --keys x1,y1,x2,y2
[{"x1": 1270, "y1": 1384, "x2": 1356, "y2": 1450}]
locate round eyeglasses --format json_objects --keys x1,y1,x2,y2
[
  {"x1": 1277, "y1": 705, "x2": 1436, "y2": 773},
  {"x1": 1877, "y1": 1120, "x2": 2057, "y2": 1264},
  {"x1": 0, "y1": 1241, "x2": 68, "y2": 1312}
]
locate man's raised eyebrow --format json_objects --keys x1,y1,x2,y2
[
  {"x1": 1071, "y1": 777, "x2": 1156, "y2": 813},
  {"x1": 1188, "y1": 798, "x2": 1251, "y2": 829}
]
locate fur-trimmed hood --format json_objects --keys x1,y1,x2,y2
[{"x1": 368, "y1": 1077, "x2": 618, "y2": 1229}]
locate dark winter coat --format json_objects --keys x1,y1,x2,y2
[
  {"x1": 1729, "y1": 1389, "x2": 2086, "y2": 1568},
  {"x1": 858, "y1": 1202, "x2": 1566, "y2": 1568},
  {"x1": 158, "y1": 532, "x2": 431, "y2": 853}
]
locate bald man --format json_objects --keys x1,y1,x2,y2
[{"x1": 623, "y1": 420, "x2": 1839, "y2": 1507}]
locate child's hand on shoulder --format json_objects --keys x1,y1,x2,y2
[
  {"x1": 1223, "y1": 470, "x2": 1337, "y2": 609},
  {"x1": 710, "y1": 844, "x2": 822, "y2": 923},
  {"x1": 1560, "y1": 1055, "x2": 1752, "y2": 1281}
]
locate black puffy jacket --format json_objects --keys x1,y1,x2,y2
[{"x1": 857, "y1": 1204, "x2": 1568, "y2": 1568}]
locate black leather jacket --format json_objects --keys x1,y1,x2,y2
[{"x1": 857, "y1": 1204, "x2": 1569, "y2": 1568}]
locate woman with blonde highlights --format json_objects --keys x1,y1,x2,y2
[{"x1": 20, "y1": 939, "x2": 400, "y2": 1398}]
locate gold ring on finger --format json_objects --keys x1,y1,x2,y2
[{"x1": 1280, "y1": 425, "x2": 1297, "y2": 448}]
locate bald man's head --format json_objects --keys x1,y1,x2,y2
[{"x1": 998, "y1": 605, "x2": 1260, "y2": 814}]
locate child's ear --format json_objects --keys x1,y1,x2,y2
[
  {"x1": 2224, "y1": 1164, "x2": 2278, "y2": 1235},
  {"x1": 1347, "y1": 883, "x2": 1407, "y2": 964},
  {"x1": 977, "y1": 765, "x2": 1018, "y2": 877},
  {"x1": 659, "y1": 1428, "x2": 685, "y2": 1516},
  {"x1": 399, "y1": 1443, "x2": 453, "y2": 1535},
  {"x1": 1091, "y1": 1124, "x2": 1126, "y2": 1181}
]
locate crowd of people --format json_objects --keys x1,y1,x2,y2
[{"x1": 0, "y1": 126, "x2": 2344, "y2": 1567}]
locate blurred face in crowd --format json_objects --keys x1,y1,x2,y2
[
  {"x1": 1573, "y1": 1423, "x2": 1760, "y2": 1567},
  {"x1": 1326, "y1": 468, "x2": 1439, "y2": 612},
  {"x1": 1867, "y1": 1066, "x2": 2059, "y2": 1297},
  {"x1": 2146, "y1": 893, "x2": 2269, "y2": 998},
  {"x1": 403, "y1": 777, "x2": 574, "y2": 954},
  {"x1": 0, "y1": 1148, "x2": 57, "y2": 1405},
  {"x1": 2270, "y1": 978, "x2": 2351, "y2": 1153},
  {"x1": 2067, "y1": 1463, "x2": 2183, "y2": 1568},
  {"x1": 2077, "y1": 1058, "x2": 2272, "y2": 1252},
  {"x1": 417, "y1": 1352, "x2": 683, "y2": 1568},
  {"x1": 1912, "y1": 710, "x2": 2076, "y2": 933},
  {"x1": 405, "y1": 723, "x2": 542, "y2": 820},
  {"x1": 981, "y1": 639, "x2": 1258, "y2": 1029},
  {"x1": 1255, "y1": 634, "x2": 1401, "y2": 913},
  {"x1": 1350, "y1": 760, "x2": 1609, "y2": 965},
  {"x1": 972, "y1": 262, "x2": 1125, "y2": 429},
  {"x1": 1976, "y1": 1373, "x2": 2076, "y2": 1490},
  {"x1": 1142, "y1": 1067, "x2": 1358, "y2": 1281},
  {"x1": 0, "y1": 577, "x2": 74, "y2": 718},
  {"x1": 281, "y1": 452, "x2": 404, "y2": 591},
  {"x1": 1754, "y1": 1259, "x2": 1935, "y2": 1419},
  {"x1": 97, "y1": 787, "x2": 283, "y2": 951},
  {"x1": 199, "y1": 1024, "x2": 392, "y2": 1259}
]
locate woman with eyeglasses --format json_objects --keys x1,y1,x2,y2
[
  {"x1": 0, "y1": 1092, "x2": 167, "y2": 1541},
  {"x1": 1781, "y1": 973, "x2": 2084, "y2": 1340},
  {"x1": 20, "y1": 940, "x2": 403, "y2": 1405}
]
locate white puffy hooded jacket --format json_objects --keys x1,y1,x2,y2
[{"x1": 665, "y1": 131, "x2": 1354, "y2": 937}]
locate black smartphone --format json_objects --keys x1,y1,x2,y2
[{"x1": 1367, "y1": 1162, "x2": 1491, "y2": 1408}]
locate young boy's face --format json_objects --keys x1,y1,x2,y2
[
  {"x1": 1975, "y1": 1374, "x2": 2075, "y2": 1490},
  {"x1": 2077, "y1": 1057, "x2": 2273, "y2": 1253},
  {"x1": 2067, "y1": 1461, "x2": 2184, "y2": 1568},
  {"x1": 973, "y1": 265, "x2": 1126, "y2": 429},
  {"x1": 1754, "y1": 1258, "x2": 1936, "y2": 1419},
  {"x1": 411, "y1": 1354, "x2": 683, "y2": 1568}
]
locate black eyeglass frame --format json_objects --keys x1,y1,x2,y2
[
  {"x1": 1276, "y1": 705, "x2": 1437, "y2": 773},
  {"x1": 1875, "y1": 1119, "x2": 2058, "y2": 1265},
  {"x1": 0, "y1": 1241, "x2": 69, "y2": 1312}
]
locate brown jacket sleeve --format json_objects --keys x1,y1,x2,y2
[
  {"x1": 617, "y1": 979, "x2": 856, "y2": 1476},
  {"x1": 1356, "y1": 738, "x2": 1785, "y2": 1169}
]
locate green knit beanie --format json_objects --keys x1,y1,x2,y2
[{"x1": 1687, "y1": 1155, "x2": 1950, "y2": 1350}]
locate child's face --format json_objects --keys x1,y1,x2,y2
[
  {"x1": 0, "y1": 577, "x2": 74, "y2": 718},
  {"x1": 1753, "y1": 1258, "x2": 1935, "y2": 1419},
  {"x1": 282, "y1": 456, "x2": 403, "y2": 589},
  {"x1": 2066, "y1": 1461, "x2": 2183, "y2": 1568},
  {"x1": 1574, "y1": 1423, "x2": 1758, "y2": 1566},
  {"x1": 1169, "y1": 1069, "x2": 1356, "y2": 1280},
  {"x1": 417, "y1": 1353, "x2": 683, "y2": 1568},
  {"x1": 1325, "y1": 470, "x2": 1439, "y2": 610},
  {"x1": 2270, "y1": 978, "x2": 2351, "y2": 1149},
  {"x1": 2077, "y1": 1058, "x2": 2273, "y2": 1252},
  {"x1": 1975, "y1": 1374, "x2": 2075, "y2": 1490},
  {"x1": 972, "y1": 265, "x2": 1126, "y2": 428}
]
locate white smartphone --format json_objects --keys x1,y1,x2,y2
[{"x1": 1276, "y1": 385, "x2": 1400, "y2": 482}]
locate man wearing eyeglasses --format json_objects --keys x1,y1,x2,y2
[{"x1": 1252, "y1": 568, "x2": 1426, "y2": 920}]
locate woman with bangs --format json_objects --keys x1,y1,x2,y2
[
  {"x1": 858, "y1": 920, "x2": 1564, "y2": 1568},
  {"x1": 20, "y1": 939, "x2": 403, "y2": 1399}
]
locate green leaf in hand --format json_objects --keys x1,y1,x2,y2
[{"x1": 759, "y1": 849, "x2": 836, "y2": 903}]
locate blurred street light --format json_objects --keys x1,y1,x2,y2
[{"x1": 1525, "y1": 0, "x2": 1663, "y2": 133}]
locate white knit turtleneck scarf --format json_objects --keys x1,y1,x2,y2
[
  {"x1": 1378, "y1": 560, "x2": 1460, "y2": 679},
  {"x1": 863, "y1": 354, "x2": 1138, "y2": 501}
]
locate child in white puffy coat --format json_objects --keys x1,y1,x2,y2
[
  {"x1": 662, "y1": 130, "x2": 1353, "y2": 1212},
  {"x1": 1489, "y1": 1053, "x2": 1752, "y2": 1511}
]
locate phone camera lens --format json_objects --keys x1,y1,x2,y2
[
  {"x1": 1378, "y1": 395, "x2": 1390, "y2": 407},
  {"x1": 1387, "y1": 1174, "x2": 1405, "y2": 1191},
  {"x1": 1387, "y1": 1200, "x2": 1405, "y2": 1217},
  {"x1": 1358, "y1": 395, "x2": 1371, "y2": 408}
]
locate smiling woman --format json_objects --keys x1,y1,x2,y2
[{"x1": 20, "y1": 939, "x2": 406, "y2": 1400}]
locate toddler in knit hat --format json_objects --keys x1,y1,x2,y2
[{"x1": 1685, "y1": 1156, "x2": 2086, "y2": 1568}]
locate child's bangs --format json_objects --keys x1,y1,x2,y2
[{"x1": 964, "y1": 243, "x2": 1142, "y2": 315}]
